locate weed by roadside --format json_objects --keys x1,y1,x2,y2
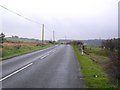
[
  {"x1": 73, "y1": 45, "x2": 117, "y2": 88},
  {"x1": 85, "y1": 47, "x2": 119, "y2": 86}
]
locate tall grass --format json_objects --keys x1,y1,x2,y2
[
  {"x1": 1, "y1": 42, "x2": 52, "y2": 60},
  {"x1": 73, "y1": 45, "x2": 117, "y2": 88}
]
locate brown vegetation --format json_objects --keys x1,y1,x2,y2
[{"x1": 102, "y1": 38, "x2": 120, "y2": 85}]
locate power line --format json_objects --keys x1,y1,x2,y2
[
  {"x1": 0, "y1": 5, "x2": 57, "y2": 34},
  {"x1": 0, "y1": 5, "x2": 58, "y2": 40},
  {"x1": 0, "y1": 5, "x2": 40, "y2": 25}
]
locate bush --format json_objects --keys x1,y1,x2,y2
[{"x1": 102, "y1": 38, "x2": 120, "y2": 85}]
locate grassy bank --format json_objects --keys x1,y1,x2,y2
[
  {"x1": 1, "y1": 42, "x2": 53, "y2": 61},
  {"x1": 73, "y1": 45, "x2": 117, "y2": 88},
  {"x1": 86, "y1": 47, "x2": 119, "y2": 87}
]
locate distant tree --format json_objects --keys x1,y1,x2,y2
[
  {"x1": 12, "y1": 35, "x2": 19, "y2": 38},
  {"x1": 14, "y1": 36, "x2": 19, "y2": 38},
  {"x1": 49, "y1": 41, "x2": 53, "y2": 44},
  {"x1": 0, "y1": 32, "x2": 6, "y2": 43},
  {"x1": 102, "y1": 39, "x2": 118, "y2": 52},
  {"x1": 71, "y1": 40, "x2": 83, "y2": 45}
]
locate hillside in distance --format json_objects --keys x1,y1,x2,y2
[
  {"x1": 58, "y1": 39, "x2": 104, "y2": 47},
  {"x1": 5, "y1": 36, "x2": 41, "y2": 43},
  {"x1": 81, "y1": 39, "x2": 104, "y2": 47}
]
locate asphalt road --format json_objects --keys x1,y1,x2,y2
[{"x1": 1, "y1": 45, "x2": 85, "y2": 88}]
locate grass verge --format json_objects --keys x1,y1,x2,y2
[
  {"x1": 73, "y1": 45, "x2": 117, "y2": 88},
  {"x1": 1, "y1": 44, "x2": 53, "y2": 61}
]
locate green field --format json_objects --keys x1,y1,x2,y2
[
  {"x1": 1, "y1": 43, "x2": 52, "y2": 61},
  {"x1": 73, "y1": 45, "x2": 117, "y2": 88}
]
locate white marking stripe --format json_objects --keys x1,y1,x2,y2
[
  {"x1": 0, "y1": 48, "x2": 57, "y2": 81},
  {"x1": 52, "y1": 50, "x2": 56, "y2": 53},
  {"x1": 0, "y1": 63, "x2": 33, "y2": 81},
  {"x1": 40, "y1": 54, "x2": 49, "y2": 59},
  {"x1": 40, "y1": 49, "x2": 56, "y2": 59}
]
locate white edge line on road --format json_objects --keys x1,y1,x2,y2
[
  {"x1": 0, "y1": 63, "x2": 33, "y2": 82},
  {"x1": 0, "y1": 46, "x2": 58, "y2": 81}
]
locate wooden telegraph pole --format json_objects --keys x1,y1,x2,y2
[
  {"x1": 42, "y1": 24, "x2": 44, "y2": 46},
  {"x1": 53, "y1": 30, "x2": 55, "y2": 44}
]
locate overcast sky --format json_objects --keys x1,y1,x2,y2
[{"x1": 0, "y1": 0, "x2": 119, "y2": 40}]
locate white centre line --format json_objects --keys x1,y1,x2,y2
[
  {"x1": 40, "y1": 54, "x2": 49, "y2": 59},
  {"x1": 0, "y1": 63, "x2": 33, "y2": 82},
  {"x1": 40, "y1": 49, "x2": 57, "y2": 59},
  {"x1": 0, "y1": 48, "x2": 58, "y2": 81}
]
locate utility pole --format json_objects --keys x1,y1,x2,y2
[
  {"x1": 65, "y1": 35, "x2": 67, "y2": 44},
  {"x1": 42, "y1": 24, "x2": 44, "y2": 46},
  {"x1": 53, "y1": 30, "x2": 55, "y2": 44}
]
